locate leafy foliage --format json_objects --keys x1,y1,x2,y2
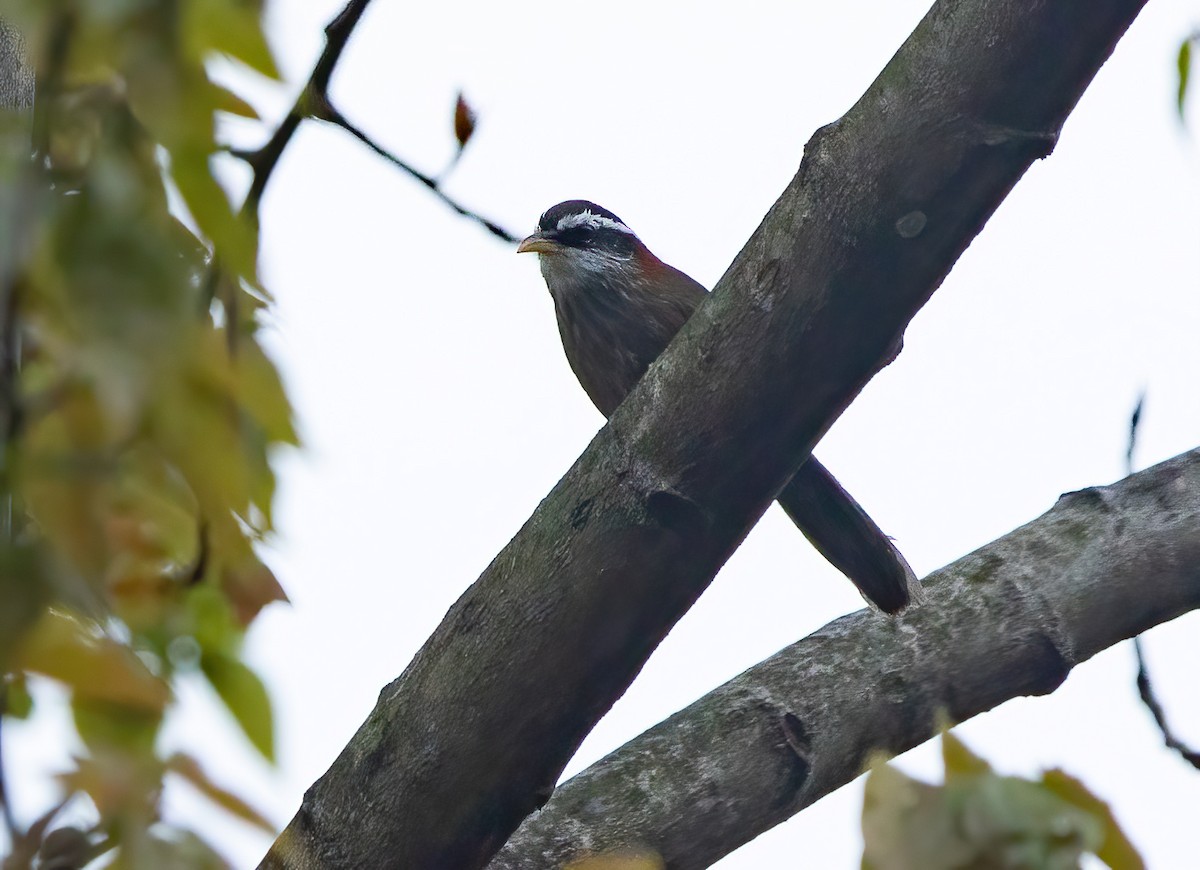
[
  {"x1": 1179, "y1": 34, "x2": 1195, "y2": 121},
  {"x1": 862, "y1": 732, "x2": 1144, "y2": 870},
  {"x1": 0, "y1": 0, "x2": 292, "y2": 863}
]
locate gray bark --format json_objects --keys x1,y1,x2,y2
[
  {"x1": 263, "y1": 0, "x2": 1151, "y2": 867},
  {"x1": 0, "y1": 21, "x2": 32, "y2": 526},
  {"x1": 491, "y1": 448, "x2": 1200, "y2": 868},
  {"x1": 0, "y1": 19, "x2": 32, "y2": 175},
  {"x1": 0, "y1": 21, "x2": 33, "y2": 112}
]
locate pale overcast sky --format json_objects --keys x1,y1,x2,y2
[{"x1": 8, "y1": 1, "x2": 1200, "y2": 867}]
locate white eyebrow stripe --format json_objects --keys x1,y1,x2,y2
[{"x1": 555, "y1": 210, "x2": 635, "y2": 235}]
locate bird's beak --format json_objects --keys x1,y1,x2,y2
[{"x1": 516, "y1": 232, "x2": 561, "y2": 255}]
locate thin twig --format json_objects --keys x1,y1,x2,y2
[
  {"x1": 1125, "y1": 390, "x2": 1144, "y2": 477},
  {"x1": 214, "y1": 0, "x2": 519, "y2": 335},
  {"x1": 235, "y1": 0, "x2": 517, "y2": 242},
  {"x1": 1125, "y1": 393, "x2": 1199, "y2": 771},
  {"x1": 1133, "y1": 637, "x2": 1200, "y2": 770},
  {"x1": 239, "y1": 0, "x2": 372, "y2": 214},
  {"x1": 317, "y1": 102, "x2": 519, "y2": 243}
]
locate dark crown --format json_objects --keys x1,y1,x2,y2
[{"x1": 537, "y1": 200, "x2": 631, "y2": 234}]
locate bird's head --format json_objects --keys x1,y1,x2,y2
[
  {"x1": 517, "y1": 200, "x2": 653, "y2": 293},
  {"x1": 516, "y1": 199, "x2": 708, "y2": 416}
]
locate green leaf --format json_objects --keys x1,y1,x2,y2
[
  {"x1": 1042, "y1": 769, "x2": 1146, "y2": 870},
  {"x1": 236, "y1": 338, "x2": 299, "y2": 447},
  {"x1": 4, "y1": 673, "x2": 34, "y2": 720},
  {"x1": 941, "y1": 729, "x2": 991, "y2": 778},
  {"x1": 0, "y1": 543, "x2": 53, "y2": 672},
  {"x1": 1179, "y1": 38, "x2": 1192, "y2": 120},
  {"x1": 864, "y1": 733, "x2": 1139, "y2": 870},
  {"x1": 73, "y1": 698, "x2": 163, "y2": 754},
  {"x1": 187, "y1": 583, "x2": 241, "y2": 657},
  {"x1": 169, "y1": 147, "x2": 259, "y2": 284},
  {"x1": 201, "y1": 651, "x2": 275, "y2": 762},
  {"x1": 185, "y1": 0, "x2": 281, "y2": 80},
  {"x1": 862, "y1": 762, "x2": 971, "y2": 870}
]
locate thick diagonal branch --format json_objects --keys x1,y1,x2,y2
[
  {"x1": 492, "y1": 448, "x2": 1200, "y2": 869},
  {"x1": 262, "y1": 1, "x2": 1150, "y2": 867}
]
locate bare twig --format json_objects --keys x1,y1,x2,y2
[
  {"x1": 1133, "y1": 637, "x2": 1200, "y2": 770},
  {"x1": 236, "y1": 0, "x2": 517, "y2": 242},
  {"x1": 1124, "y1": 393, "x2": 1199, "y2": 771},
  {"x1": 239, "y1": 0, "x2": 370, "y2": 214},
  {"x1": 316, "y1": 102, "x2": 519, "y2": 243},
  {"x1": 1125, "y1": 390, "x2": 1144, "y2": 477}
]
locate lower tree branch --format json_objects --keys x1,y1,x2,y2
[{"x1": 492, "y1": 448, "x2": 1200, "y2": 869}]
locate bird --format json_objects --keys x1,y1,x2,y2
[{"x1": 518, "y1": 199, "x2": 916, "y2": 613}]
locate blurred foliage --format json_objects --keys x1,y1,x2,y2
[
  {"x1": 0, "y1": 0, "x2": 292, "y2": 864},
  {"x1": 862, "y1": 732, "x2": 1144, "y2": 870},
  {"x1": 1180, "y1": 32, "x2": 1198, "y2": 122}
]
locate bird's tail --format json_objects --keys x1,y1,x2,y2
[{"x1": 776, "y1": 457, "x2": 919, "y2": 614}]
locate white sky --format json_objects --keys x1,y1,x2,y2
[{"x1": 7, "y1": 1, "x2": 1200, "y2": 867}]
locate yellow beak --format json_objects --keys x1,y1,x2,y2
[{"x1": 516, "y1": 232, "x2": 562, "y2": 255}]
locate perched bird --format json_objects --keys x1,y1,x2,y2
[{"x1": 518, "y1": 199, "x2": 915, "y2": 613}]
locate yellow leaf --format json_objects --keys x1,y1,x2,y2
[
  {"x1": 184, "y1": 0, "x2": 280, "y2": 80},
  {"x1": 17, "y1": 395, "x2": 113, "y2": 581},
  {"x1": 235, "y1": 338, "x2": 298, "y2": 447},
  {"x1": 1042, "y1": 769, "x2": 1146, "y2": 870},
  {"x1": 167, "y1": 752, "x2": 275, "y2": 832},
  {"x1": 108, "y1": 449, "x2": 203, "y2": 566},
  {"x1": 208, "y1": 80, "x2": 260, "y2": 120},
  {"x1": 18, "y1": 609, "x2": 170, "y2": 712},
  {"x1": 60, "y1": 749, "x2": 162, "y2": 819},
  {"x1": 148, "y1": 337, "x2": 256, "y2": 523}
]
